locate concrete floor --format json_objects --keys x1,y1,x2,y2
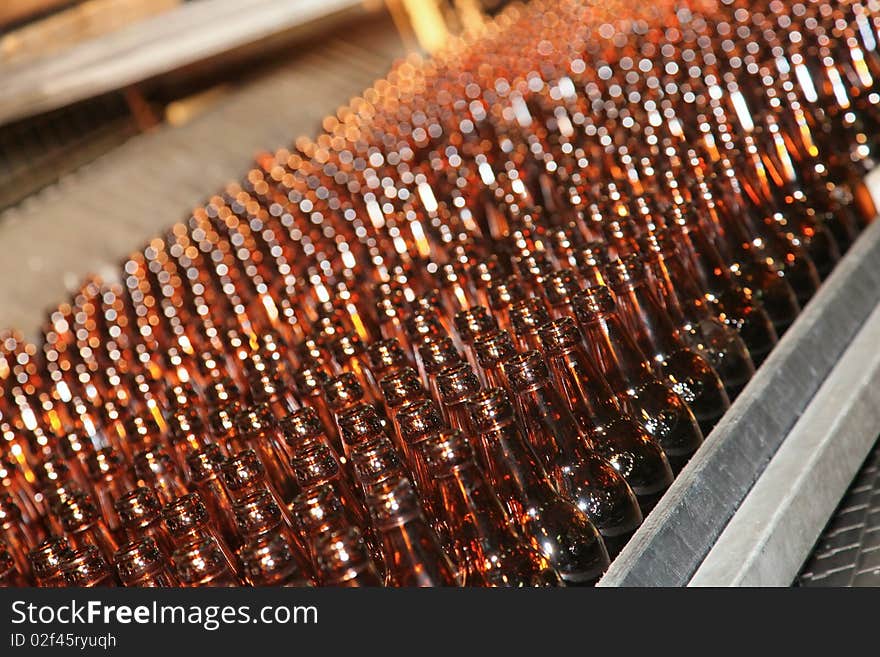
[{"x1": 0, "y1": 16, "x2": 404, "y2": 339}]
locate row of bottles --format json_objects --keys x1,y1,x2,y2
[{"x1": 1, "y1": 0, "x2": 877, "y2": 586}]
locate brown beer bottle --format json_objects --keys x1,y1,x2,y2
[
  {"x1": 573, "y1": 287, "x2": 703, "y2": 472},
  {"x1": 170, "y1": 537, "x2": 239, "y2": 587},
  {"x1": 421, "y1": 429, "x2": 562, "y2": 587},
  {"x1": 538, "y1": 317, "x2": 673, "y2": 511},
  {"x1": 365, "y1": 476, "x2": 460, "y2": 587},
  {"x1": 114, "y1": 537, "x2": 180, "y2": 587},
  {"x1": 502, "y1": 351, "x2": 642, "y2": 556},
  {"x1": 61, "y1": 545, "x2": 117, "y2": 587},
  {"x1": 29, "y1": 537, "x2": 74, "y2": 587},
  {"x1": 314, "y1": 526, "x2": 383, "y2": 587},
  {"x1": 607, "y1": 256, "x2": 730, "y2": 435},
  {"x1": 238, "y1": 533, "x2": 314, "y2": 587},
  {"x1": 469, "y1": 388, "x2": 610, "y2": 585},
  {"x1": 0, "y1": 542, "x2": 29, "y2": 586}
]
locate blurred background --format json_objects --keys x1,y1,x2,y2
[{"x1": 0, "y1": 0, "x2": 511, "y2": 336}]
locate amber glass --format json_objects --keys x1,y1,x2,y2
[
  {"x1": 469, "y1": 388, "x2": 609, "y2": 585},
  {"x1": 501, "y1": 350, "x2": 642, "y2": 556},
  {"x1": 56, "y1": 492, "x2": 118, "y2": 565},
  {"x1": 607, "y1": 256, "x2": 730, "y2": 435},
  {"x1": 289, "y1": 443, "x2": 368, "y2": 530},
  {"x1": 417, "y1": 336, "x2": 464, "y2": 405},
  {"x1": 0, "y1": 543, "x2": 28, "y2": 587},
  {"x1": 538, "y1": 318, "x2": 673, "y2": 510},
  {"x1": 238, "y1": 533, "x2": 313, "y2": 586},
  {"x1": 231, "y1": 490, "x2": 310, "y2": 571},
  {"x1": 114, "y1": 538, "x2": 179, "y2": 587},
  {"x1": 114, "y1": 487, "x2": 175, "y2": 557},
  {"x1": 573, "y1": 287, "x2": 704, "y2": 472},
  {"x1": 235, "y1": 405, "x2": 300, "y2": 504},
  {"x1": 435, "y1": 362, "x2": 485, "y2": 468},
  {"x1": 29, "y1": 537, "x2": 74, "y2": 587},
  {"x1": 509, "y1": 299, "x2": 552, "y2": 352},
  {"x1": 60, "y1": 545, "x2": 117, "y2": 587},
  {"x1": 170, "y1": 537, "x2": 239, "y2": 587},
  {"x1": 132, "y1": 449, "x2": 188, "y2": 506},
  {"x1": 0, "y1": 494, "x2": 37, "y2": 581},
  {"x1": 647, "y1": 233, "x2": 755, "y2": 399},
  {"x1": 472, "y1": 329, "x2": 517, "y2": 390},
  {"x1": 163, "y1": 493, "x2": 240, "y2": 576},
  {"x1": 186, "y1": 446, "x2": 241, "y2": 550},
  {"x1": 335, "y1": 403, "x2": 388, "y2": 460},
  {"x1": 421, "y1": 430, "x2": 561, "y2": 587},
  {"x1": 365, "y1": 476, "x2": 460, "y2": 587},
  {"x1": 314, "y1": 526, "x2": 382, "y2": 587}
]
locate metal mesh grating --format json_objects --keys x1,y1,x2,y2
[{"x1": 797, "y1": 438, "x2": 880, "y2": 586}]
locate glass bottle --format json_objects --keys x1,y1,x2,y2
[
  {"x1": 573, "y1": 287, "x2": 704, "y2": 472},
  {"x1": 220, "y1": 449, "x2": 294, "y2": 531},
  {"x1": 421, "y1": 430, "x2": 561, "y2": 587},
  {"x1": 113, "y1": 487, "x2": 176, "y2": 557},
  {"x1": 85, "y1": 447, "x2": 131, "y2": 537},
  {"x1": 291, "y1": 484, "x2": 351, "y2": 570},
  {"x1": 314, "y1": 526, "x2": 383, "y2": 587},
  {"x1": 170, "y1": 537, "x2": 239, "y2": 587},
  {"x1": 0, "y1": 543, "x2": 29, "y2": 587},
  {"x1": 289, "y1": 443, "x2": 368, "y2": 531},
  {"x1": 472, "y1": 329, "x2": 518, "y2": 390},
  {"x1": 501, "y1": 351, "x2": 643, "y2": 556},
  {"x1": 367, "y1": 338, "x2": 411, "y2": 382},
  {"x1": 509, "y1": 298, "x2": 552, "y2": 352},
  {"x1": 238, "y1": 532, "x2": 314, "y2": 587},
  {"x1": 607, "y1": 256, "x2": 731, "y2": 435},
  {"x1": 232, "y1": 490, "x2": 310, "y2": 571},
  {"x1": 350, "y1": 437, "x2": 409, "y2": 498},
  {"x1": 417, "y1": 336, "x2": 464, "y2": 406},
  {"x1": 55, "y1": 492, "x2": 118, "y2": 565},
  {"x1": 235, "y1": 405, "x2": 300, "y2": 504},
  {"x1": 365, "y1": 476, "x2": 461, "y2": 587},
  {"x1": 163, "y1": 493, "x2": 240, "y2": 576},
  {"x1": 378, "y1": 366, "x2": 429, "y2": 457},
  {"x1": 0, "y1": 493, "x2": 37, "y2": 581},
  {"x1": 538, "y1": 317, "x2": 673, "y2": 511},
  {"x1": 647, "y1": 231, "x2": 755, "y2": 400},
  {"x1": 186, "y1": 445, "x2": 242, "y2": 550},
  {"x1": 29, "y1": 537, "x2": 74, "y2": 587},
  {"x1": 132, "y1": 449, "x2": 188, "y2": 506},
  {"x1": 435, "y1": 362, "x2": 486, "y2": 470},
  {"x1": 61, "y1": 545, "x2": 117, "y2": 587},
  {"x1": 469, "y1": 388, "x2": 610, "y2": 585},
  {"x1": 114, "y1": 538, "x2": 180, "y2": 587}
]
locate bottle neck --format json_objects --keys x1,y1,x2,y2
[
  {"x1": 612, "y1": 277, "x2": 684, "y2": 364},
  {"x1": 545, "y1": 345, "x2": 619, "y2": 431},
  {"x1": 436, "y1": 460, "x2": 518, "y2": 549},
  {"x1": 477, "y1": 420, "x2": 558, "y2": 511},
  {"x1": 376, "y1": 518, "x2": 457, "y2": 587},
  {"x1": 511, "y1": 380, "x2": 588, "y2": 467},
  {"x1": 578, "y1": 313, "x2": 654, "y2": 394}
]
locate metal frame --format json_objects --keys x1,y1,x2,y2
[
  {"x1": 599, "y1": 218, "x2": 880, "y2": 587},
  {"x1": 689, "y1": 299, "x2": 880, "y2": 586}
]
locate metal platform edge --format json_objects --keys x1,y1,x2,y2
[
  {"x1": 688, "y1": 300, "x2": 880, "y2": 587},
  {"x1": 598, "y1": 218, "x2": 880, "y2": 587}
]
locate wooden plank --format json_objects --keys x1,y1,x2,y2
[
  {"x1": 0, "y1": 0, "x2": 370, "y2": 126},
  {"x1": 0, "y1": 0, "x2": 180, "y2": 66}
]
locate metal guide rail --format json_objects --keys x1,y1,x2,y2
[{"x1": 600, "y1": 217, "x2": 880, "y2": 587}]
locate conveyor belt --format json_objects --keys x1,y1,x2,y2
[
  {"x1": 797, "y1": 440, "x2": 880, "y2": 587},
  {"x1": 0, "y1": 12, "x2": 405, "y2": 336}
]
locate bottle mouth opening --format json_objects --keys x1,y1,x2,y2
[
  {"x1": 468, "y1": 388, "x2": 516, "y2": 430},
  {"x1": 501, "y1": 351, "x2": 551, "y2": 390},
  {"x1": 537, "y1": 317, "x2": 581, "y2": 351}
]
